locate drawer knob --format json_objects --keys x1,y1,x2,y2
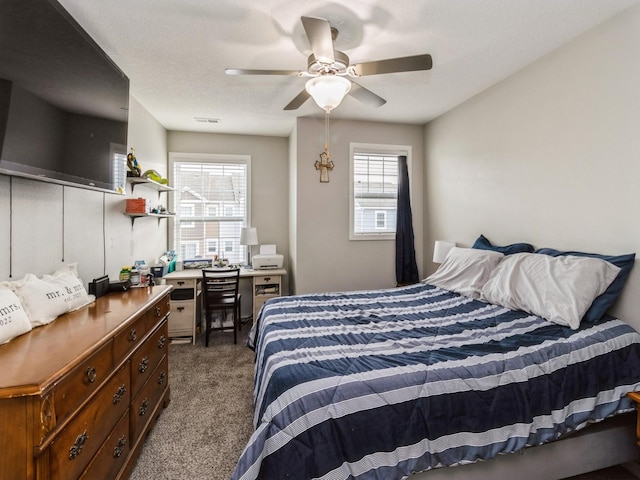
[
  {"x1": 86, "y1": 367, "x2": 97, "y2": 384},
  {"x1": 156, "y1": 306, "x2": 161, "y2": 317},
  {"x1": 158, "y1": 335, "x2": 166, "y2": 349},
  {"x1": 158, "y1": 371, "x2": 166, "y2": 385},
  {"x1": 139, "y1": 398, "x2": 149, "y2": 416},
  {"x1": 69, "y1": 430, "x2": 88, "y2": 460},
  {"x1": 129, "y1": 329, "x2": 137, "y2": 342},
  {"x1": 138, "y1": 356, "x2": 149, "y2": 373},
  {"x1": 113, "y1": 436, "x2": 126, "y2": 458},
  {"x1": 112, "y1": 384, "x2": 127, "y2": 405}
]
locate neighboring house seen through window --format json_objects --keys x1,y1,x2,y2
[
  {"x1": 169, "y1": 153, "x2": 250, "y2": 263},
  {"x1": 350, "y1": 144, "x2": 410, "y2": 240}
]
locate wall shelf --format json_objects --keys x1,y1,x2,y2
[
  {"x1": 126, "y1": 176, "x2": 174, "y2": 195},
  {"x1": 125, "y1": 175, "x2": 174, "y2": 227},
  {"x1": 125, "y1": 212, "x2": 174, "y2": 227}
]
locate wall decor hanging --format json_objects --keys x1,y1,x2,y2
[{"x1": 314, "y1": 112, "x2": 334, "y2": 183}]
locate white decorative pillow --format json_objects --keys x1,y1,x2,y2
[
  {"x1": 5, "y1": 264, "x2": 95, "y2": 327},
  {"x1": 0, "y1": 287, "x2": 32, "y2": 344},
  {"x1": 480, "y1": 253, "x2": 621, "y2": 329},
  {"x1": 43, "y1": 264, "x2": 94, "y2": 312},
  {"x1": 425, "y1": 247, "x2": 505, "y2": 299}
]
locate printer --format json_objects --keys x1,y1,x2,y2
[{"x1": 252, "y1": 244, "x2": 284, "y2": 270}]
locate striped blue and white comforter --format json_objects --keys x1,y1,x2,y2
[{"x1": 232, "y1": 283, "x2": 640, "y2": 480}]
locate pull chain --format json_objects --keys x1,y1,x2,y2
[{"x1": 324, "y1": 111, "x2": 330, "y2": 158}]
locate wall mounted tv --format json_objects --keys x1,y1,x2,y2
[{"x1": 0, "y1": 0, "x2": 130, "y2": 194}]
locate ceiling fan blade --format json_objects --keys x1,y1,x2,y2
[
  {"x1": 283, "y1": 89, "x2": 310, "y2": 110},
  {"x1": 225, "y1": 68, "x2": 302, "y2": 76},
  {"x1": 352, "y1": 54, "x2": 433, "y2": 77},
  {"x1": 349, "y1": 82, "x2": 386, "y2": 108},
  {"x1": 301, "y1": 16, "x2": 335, "y2": 64}
]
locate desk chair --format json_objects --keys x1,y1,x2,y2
[{"x1": 202, "y1": 268, "x2": 241, "y2": 346}]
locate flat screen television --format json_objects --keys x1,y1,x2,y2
[{"x1": 0, "y1": 0, "x2": 129, "y2": 193}]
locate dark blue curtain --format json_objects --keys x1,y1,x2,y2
[{"x1": 395, "y1": 155, "x2": 419, "y2": 286}]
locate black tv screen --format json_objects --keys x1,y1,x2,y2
[{"x1": 0, "y1": 0, "x2": 129, "y2": 193}]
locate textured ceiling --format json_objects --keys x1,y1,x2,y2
[{"x1": 57, "y1": 0, "x2": 639, "y2": 137}]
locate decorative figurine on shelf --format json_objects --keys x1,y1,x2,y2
[
  {"x1": 314, "y1": 148, "x2": 334, "y2": 183},
  {"x1": 127, "y1": 148, "x2": 142, "y2": 177}
]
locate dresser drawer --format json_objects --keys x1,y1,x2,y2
[
  {"x1": 49, "y1": 364, "x2": 130, "y2": 480},
  {"x1": 130, "y1": 354, "x2": 168, "y2": 442},
  {"x1": 113, "y1": 313, "x2": 148, "y2": 365},
  {"x1": 144, "y1": 295, "x2": 171, "y2": 331},
  {"x1": 113, "y1": 295, "x2": 169, "y2": 367},
  {"x1": 79, "y1": 411, "x2": 129, "y2": 480},
  {"x1": 130, "y1": 320, "x2": 169, "y2": 398},
  {"x1": 53, "y1": 340, "x2": 114, "y2": 431}
]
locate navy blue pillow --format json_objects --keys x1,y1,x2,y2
[
  {"x1": 535, "y1": 248, "x2": 635, "y2": 322},
  {"x1": 472, "y1": 234, "x2": 535, "y2": 255}
]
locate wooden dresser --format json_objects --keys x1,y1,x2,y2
[{"x1": 0, "y1": 285, "x2": 172, "y2": 479}]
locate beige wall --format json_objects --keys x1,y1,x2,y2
[
  {"x1": 288, "y1": 126, "x2": 298, "y2": 294},
  {"x1": 0, "y1": 96, "x2": 168, "y2": 286},
  {"x1": 424, "y1": 4, "x2": 640, "y2": 328},
  {"x1": 167, "y1": 130, "x2": 290, "y2": 300},
  {"x1": 292, "y1": 117, "x2": 424, "y2": 294}
]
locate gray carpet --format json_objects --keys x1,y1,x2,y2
[
  {"x1": 130, "y1": 328, "x2": 638, "y2": 480},
  {"x1": 130, "y1": 328, "x2": 255, "y2": 480}
]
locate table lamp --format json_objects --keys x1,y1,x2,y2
[{"x1": 240, "y1": 227, "x2": 259, "y2": 267}]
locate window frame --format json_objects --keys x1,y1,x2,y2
[
  {"x1": 349, "y1": 143, "x2": 411, "y2": 241},
  {"x1": 168, "y1": 152, "x2": 252, "y2": 261}
]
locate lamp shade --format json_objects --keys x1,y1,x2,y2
[
  {"x1": 433, "y1": 240, "x2": 456, "y2": 263},
  {"x1": 305, "y1": 75, "x2": 351, "y2": 112},
  {"x1": 240, "y1": 227, "x2": 259, "y2": 246}
]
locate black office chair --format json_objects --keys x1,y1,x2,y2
[{"x1": 202, "y1": 268, "x2": 241, "y2": 346}]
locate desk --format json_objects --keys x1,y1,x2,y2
[{"x1": 162, "y1": 268, "x2": 286, "y2": 344}]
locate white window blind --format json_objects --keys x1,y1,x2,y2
[
  {"x1": 351, "y1": 151, "x2": 399, "y2": 239},
  {"x1": 111, "y1": 143, "x2": 127, "y2": 193},
  {"x1": 170, "y1": 154, "x2": 250, "y2": 263}
]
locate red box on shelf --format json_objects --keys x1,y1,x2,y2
[{"x1": 125, "y1": 198, "x2": 149, "y2": 214}]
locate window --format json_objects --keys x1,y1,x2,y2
[
  {"x1": 169, "y1": 153, "x2": 251, "y2": 264},
  {"x1": 111, "y1": 143, "x2": 127, "y2": 193},
  {"x1": 206, "y1": 205, "x2": 218, "y2": 217},
  {"x1": 374, "y1": 211, "x2": 387, "y2": 229},
  {"x1": 205, "y1": 239, "x2": 218, "y2": 255},
  {"x1": 350, "y1": 144, "x2": 410, "y2": 240},
  {"x1": 180, "y1": 204, "x2": 195, "y2": 228},
  {"x1": 180, "y1": 241, "x2": 199, "y2": 259}
]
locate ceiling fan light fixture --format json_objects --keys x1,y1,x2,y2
[{"x1": 305, "y1": 75, "x2": 351, "y2": 112}]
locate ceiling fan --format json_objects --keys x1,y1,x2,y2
[{"x1": 225, "y1": 16, "x2": 433, "y2": 113}]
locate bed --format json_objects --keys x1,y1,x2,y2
[{"x1": 232, "y1": 246, "x2": 640, "y2": 480}]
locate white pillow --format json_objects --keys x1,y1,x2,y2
[
  {"x1": 42, "y1": 264, "x2": 94, "y2": 312},
  {"x1": 5, "y1": 264, "x2": 94, "y2": 327},
  {"x1": 480, "y1": 253, "x2": 620, "y2": 329},
  {"x1": 0, "y1": 287, "x2": 32, "y2": 344},
  {"x1": 425, "y1": 247, "x2": 505, "y2": 299}
]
